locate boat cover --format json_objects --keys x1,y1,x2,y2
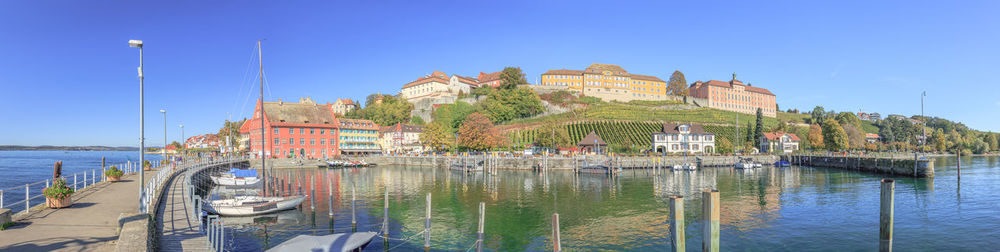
[
  {"x1": 228, "y1": 168, "x2": 257, "y2": 178},
  {"x1": 266, "y1": 232, "x2": 377, "y2": 252}
]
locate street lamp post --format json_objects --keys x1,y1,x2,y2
[
  {"x1": 129, "y1": 39, "x2": 144, "y2": 210},
  {"x1": 161, "y1": 109, "x2": 167, "y2": 159},
  {"x1": 180, "y1": 124, "x2": 185, "y2": 159},
  {"x1": 921, "y1": 91, "x2": 927, "y2": 153}
]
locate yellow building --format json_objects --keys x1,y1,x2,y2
[
  {"x1": 337, "y1": 118, "x2": 380, "y2": 155},
  {"x1": 540, "y1": 63, "x2": 668, "y2": 101}
]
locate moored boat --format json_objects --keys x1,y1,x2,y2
[
  {"x1": 266, "y1": 232, "x2": 377, "y2": 252},
  {"x1": 204, "y1": 195, "x2": 307, "y2": 216},
  {"x1": 211, "y1": 168, "x2": 261, "y2": 186},
  {"x1": 774, "y1": 160, "x2": 791, "y2": 167},
  {"x1": 450, "y1": 160, "x2": 484, "y2": 172}
]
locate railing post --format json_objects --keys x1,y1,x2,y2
[
  {"x1": 880, "y1": 178, "x2": 895, "y2": 252},
  {"x1": 25, "y1": 184, "x2": 29, "y2": 214},
  {"x1": 92, "y1": 169, "x2": 96, "y2": 185},
  {"x1": 83, "y1": 171, "x2": 87, "y2": 188},
  {"x1": 1, "y1": 189, "x2": 4, "y2": 209},
  {"x1": 669, "y1": 195, "x2": 685, "y2": 252},
  {"x1": 74, "y1": 174, "x2": 77, "y2": 191},
  {"x1": 702, "y1": 189, "x2": 720, "y2": 252}
]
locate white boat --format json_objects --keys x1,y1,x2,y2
[
  {"x1": 682, "y1": 163, "x2": 698, "y2": 170},
  {"x1": 672, "y1": 164, "x2": 683, "y2": 170},
  {"x1": 204, "y1": 195, "x2": 307, "y2": 216},
  {"x1": 734, "y1": 163, "x2": 754, "y2": 169},
  {"x1": 211, "y1": 175, "x2": 261, "y2": 186},
  {"x1": 266, "y1": 232, "x2": 377, "y2": 252}
]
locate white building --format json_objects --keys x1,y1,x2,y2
[
  {"x1": 760, "y1": 132, "x2": 800, "y2": 153},
  {"x1": 652, "y1": 123, "x2": 715, "y2": 154},
  {"x1": 379, "y1": 123, "x2": 425, "y2": 154},
  {"x1": 400, "y1": 71, "x2": 479, "y2": 103}
]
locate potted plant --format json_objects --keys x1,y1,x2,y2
[
  {"x1": 105, "y1": 165, "x2": 124, "y2": 182},
  {"x1": 144, "y1": 160, "x2": 153, "y2": 171},
  {"x1": 43, "y1": 161, "x2": 74, "y2": 208}
]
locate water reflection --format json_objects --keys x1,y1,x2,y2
[{"x1": 221, "y1": 157, "x2": 998, "y2": 251}]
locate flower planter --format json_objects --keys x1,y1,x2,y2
[
  {"x1": 107, "y1": 176, "x2": 122, "y2": 182},
  {"x1": 46, "y1": 196, "x2": 73, "y2": 208},
  {"x1": 144, "y1": 166, "x2": 152, "y2": 171}
]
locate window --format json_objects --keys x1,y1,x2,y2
[
  {"x1": 300, "y1": 128, "x2": 305, "y2": 134},
  {"x1": 289, "y1": 128, "x2": 294, "y2": 134},
  {"x1": 288, "y1": 138, "x2": 294, "y2": 145},
  {"x1": 274, "y1": 138, "x2": 279, "y2": 145},
  {"x1": 310, "y1": 128, "x2": 315, "y2": 134},
  {"x1": 274, "y1": 128, "x2": 279, "y2": 134},
  {"x1": 320, "y1": 129, "x2": 325, "y2": 134},
  {"x1": 310, "y1": 139, "x2": 316, "y2": 145},
  {"x1": 692, "y1": 135, "x2": 698, "y2": 141},
  {"x1": 300, "y1": 138, "x2": 305, "y2": 145},
  {"x1": 320, "y1": 139, "x2": 325, "y2": 145}
]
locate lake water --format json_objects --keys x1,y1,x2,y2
[
  {"x1": 0, "y1": 151, "x2": 163, "y2": 213},
  {"x1": 220, "y1": 156, "x2": 1000, "y2": 251}
]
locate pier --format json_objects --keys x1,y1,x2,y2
[{"x1": 783, "y1": 153, "x2": 934, "y2": 177}]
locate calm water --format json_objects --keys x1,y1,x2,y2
[
  {"x1": 0, "y1": 151, "x2": 163, "y2": 212},
  {"x1": 223, "y1": 157, "x2": 997, "y2": 251}
]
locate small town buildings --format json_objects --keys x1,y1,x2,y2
[
  {"x1": 379, "y1": 123, "x2": 425, "y2": 154},
  {"x1": 338, "y1": 118, "x2": 381, "y2": 156},
  {"x1": 760, "y1": 132, "x2": 800, "y2": 153},
  {"x1": 576, "y1": 131, "x2": 607, "y2": 154},
  {"x1": 652, "y1": 123, "x2": 716, "y2": 154},
  {"x1": 687, "y1": 74, "x2": 777, "y2": 117},
  {"x1": 866, "y1": 133, "x2": 881, "y2": 144},
  {"x1": 184, "y1": 134, "x2": 221, "y2": 149},
  {"x1": 539, "y1": 63, "x2": 668, "y2": 102},
  {"x1": 477, "y1": 70, "x2": 504, "y2": 87},
  {"x1": 401, "y1": 69, "x2": 511, "y2": 103},
  {"x1": 240, "y1": 97, "x2": 380, "y2": 159},
  {"x1": 857, "y1": 112, "x2": 882, "y2": 122},
  {"x1": 331, "y1": 98, "x2": 359, "y2": 115}
]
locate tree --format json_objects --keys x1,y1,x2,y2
[
  {"x1": 971, "y1": 138, "x2": 990, "y2": 154},
  {"x1": 842, "y1": 123, "x2": 865, "y2": 150},
  {"x1": 666, "y1": 70, "x2": 688, "y2": 96},
  {"x1": 420, "y1": 121, "x2": 453, "y2": 151},
  {"x1": 808, "y1": 124, "x2": 825, "y2": 150},
  {"x1": 458, "y1": 113, "x2": 501, "y2": 151},
  {"x1": 348, "y1": 94, "x2": 414, "y2": 126},
  {"x1": 409, "y1": 115, "x2": 425, "y2": 125},
  {"x1": 716, "y1": 137, "x2": 734, "y2": 154},
  {"x1": 498, "y1": 67, "x2": 528, "y2": 90},
  {"x1": 810, "y1": 106, "x2": 826, "y2": 124},
  {"x1": 745, "y1": 122, "x2": 754, "y2": 147},
  {"x1": 432, "y1": 101, "x2": 478, "y2": 131},
  {"x1": 835, "y1": 112, "x2": 862, "y2": 128},
  {"x1": 534, "y1": 121, "x2": 571, "y2": 149},
  {"x1": 169, "y1": 141, "x2": 182, "y2": 149},
  {"x1": 988, "y1": 133, "x2": 999, "y2": 152},
  {"x1": 217, "y1": 118, "x2": 247, "y2": 149},
  {"x1": 822, "y1": 119, "x2": 848, "y2": 151},
  {"x1": 478, "y1": 86, "x2": 544, "y2": 123},
  {"x1": 754, "y1": 108, "x2": 764, "y2": 148},
  {"x1": 932, "y1": 129, "x2": 947, "y2": 152}
]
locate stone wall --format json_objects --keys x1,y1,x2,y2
[
  {"x1": 784, "y1": 154, "x2": 934, "y2": 177},
  {"x1": 357, "y1": 155, "x2": 778, "y2": 170}
]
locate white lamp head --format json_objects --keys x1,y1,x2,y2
[{"x1": 128, "y1": 40, "x2": 143, "y2": 48}]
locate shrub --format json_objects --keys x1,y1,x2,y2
[
  {"x1": 43, "y1": 178, "x2": 74, "y2": 199},
  {"x1": 105, "y1": 165, "x2": 124, "y2": 178}
]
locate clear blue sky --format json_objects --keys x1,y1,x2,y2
[{"x1": 2, "y1": 0, "x2": 998, "y2": 146}]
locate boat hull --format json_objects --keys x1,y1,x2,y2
[
  {"x1": 211, "y1": 176, "x2": 261, "y2": 186},
  {"x1": 205, "y1": 195, "x2": 306, "y2": 216}
]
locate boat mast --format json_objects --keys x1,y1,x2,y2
[{"x1": 259, "y1": 39, "x2": 267, "y2": 195}]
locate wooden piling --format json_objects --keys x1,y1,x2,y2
[
  {"x1": 879, "y1": 178, "x2": 895, "y2": 252},
  {"x1": 957, "y1": 152, "x2": 961, "y2": 180},
  {"x1": 669, "y1": 196, "x2": 685, "y2": 252},
  {"x1": 351, "y1": 183, "x2": 357, "y2": 232},
  {"x1": 477, "y1": 202, "x2": 485, "y2": 252},
  {"x1": 424, "y1": 193, "x2": 431, "y2": 252},
  {"x1": 382, "y1": 184, "x2": 389, "y2": 239},
  {"x1": 702, "y1": 189, "x2": 720, "y2": 252},
  {"x1": 552, "y1": 213, "x2": 561, "y2": 252}
]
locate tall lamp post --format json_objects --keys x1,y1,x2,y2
[
  {"x1": 180, "y1": 124, "x2": 185, "y2": 160},
  {"x1": 921, "y1": 91, "x2": 927, "y2": 154},
  {"x1": 160, "y1": 109, "x2": 167, "y2": 159},
  {"x1": 129, "y1": 39, "x2": 144, "y2": 209}
]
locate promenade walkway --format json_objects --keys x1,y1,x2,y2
[
  {"x1": 0, "y1": 171, "x2": 153, "y2": 252},
  {"x1": 156, "y1": 170, "x2": 209, "y2": 251}
]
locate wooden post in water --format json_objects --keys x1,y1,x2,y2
[
  {"x1": 879, "y1": 178, "x2": 895, "y2": 252},
  {"x1": 669, "y1": 196, "x2": 685, "y2": 252},
  {"x1": 382, "y1": 184, "x2": 389, "y2": 239},
  {"x1": 702, "y1": 189, "x2": 720, "y2": 252},
  {"x1": 310, "y1": 174, "x2": 315, "y2": 210},
  {"x1": 477, "y1": 202, "x2": 485, "y2": 252},
  {"x1": 552, "y1": 213, "x2": 561, "y2": 252},
  {"x1": 328, "y1": 173, "x2": 333, "y2": 216},
  {"x1": 351, "y1": 183, "x2": 357, "y2": 232},
  {"x1": 957, "y1": 151, "x2": 961, "y2": 180},
  {"x1": 424, "y1": 193, "x2": 431, "y2": 252}
]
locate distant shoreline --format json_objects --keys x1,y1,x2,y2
[{"x1": 0, "y1": 145, "x2": 141, "y2": 151}]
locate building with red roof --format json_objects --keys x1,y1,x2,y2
[
  {"x1": 240, "y1": 97, "x2": 380, "y2": 158},
  {"x1": 688, "y1": 74, "x2": 777, "y2": 117},
  {"x1": 760, "y1": 132, "x2": 800, "y2": 153}
]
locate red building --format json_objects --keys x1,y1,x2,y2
[
  {"x1": 688, "y1": 74, "x2": 777, "y2": 117},
  {"x1": 240, "y1": 97, "x2": 379, "y2": 158}
]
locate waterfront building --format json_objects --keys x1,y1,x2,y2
[
  {"x1": 651, "y1": 123, "x2": 716, "y2": 154},
  {"x1": 379, "y1": 123, "x2": 424, "y2": 154},
  {"x1": 184, "y1": 134, "x2": 220, "y2": 149},
  {"x1": 338, "y1": 118, "x2": 381, "y2": 155},
  {"x1": 539, "y1": 63, "x2": 667, "y2": 102},
  {"x1": 331, "y1": 98, "x2": 358, "y2": 116},
  {"x1": 687, "y1": 74, "x2": 777, "y2": 117},
  {"x1": 576, "y1": 131, "x2": 607, "y2": 154},
  {"x1": 759, "y1": 132, "x2": 800, "y2": 153},
  {"x1": 240, "y1": 97, "x2": 381, "y2": 158},
  {"x1": 866, "y1": 133, "x2": 881, "y2": 144}
]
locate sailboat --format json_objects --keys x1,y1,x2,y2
[
  {"x1": 207, "y1": 40, "x2": 305, "y2": 217},
  {"x1": 211, "y1": 168, "x2": 261, "y2": 186}
]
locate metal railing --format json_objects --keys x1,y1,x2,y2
[
  {"x1": 0, "y1": 161, "x2": 156, "y2": 216},
  {"x1": 176, "y1": 156, "x2": 246, "y2": 252}
]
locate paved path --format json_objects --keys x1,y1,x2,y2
[
  {"x1": 0, "y1": 171, "x2": 154, "y2": 252},
  {"x1": 157, "y1": 171, "x2": 209, "y2": 251}
]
